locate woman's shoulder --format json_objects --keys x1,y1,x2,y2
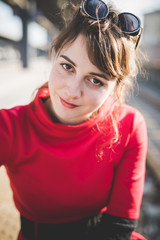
[
  {"x1": 0, "y1": 104, "x2": 30, "y2": 123},
  {"x1": 0, "y1": 102, "x2": 35, "y2": 141},
  {"x1": 0, "y1": 105, "x2": 30, "y2": 166},
  {"x1": 118, "y1": 103, "x2": 147, "y2": 136},
  {"x1": 119, "y1": 103, "x2": 145, "y2": 123}
]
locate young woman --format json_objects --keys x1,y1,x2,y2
[{"x1": 0, "y1": 0, "x2": 147, "y2": 239}]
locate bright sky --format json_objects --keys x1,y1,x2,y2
[
  {"x1": 115, "y1": 0, "x2": 160, "y2": 20},
  {"x1": 0, "y1": 0, "x2": 160, "y2": 47}
]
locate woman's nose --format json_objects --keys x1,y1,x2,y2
[{"x1": 66, "y1": 77, "x2": 82, "y2": 99}]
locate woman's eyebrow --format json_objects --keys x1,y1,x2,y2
[
  {"x1": 89, "y1": 72, "x2": 109, "y2": 80},
  {"x1": 60, "y1": 55, "x2": 77, "y2": 67}
]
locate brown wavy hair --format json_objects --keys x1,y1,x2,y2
[{"x1": 42, "y1": 2, "x2": 141, "y2": 146}]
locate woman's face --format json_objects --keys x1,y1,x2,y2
[{"x1": 48, "y1": 34, "x2": 117, "y2": 125}]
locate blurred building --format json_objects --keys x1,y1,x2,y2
[
  {"x1": 142, "y1": 10, "x2": 160, "y2": 88},
  {"x1": 143, "y1": 10, "x2": 160, "y2": 68},
  {"x1": 0, "y1": 0, "x2": 80, "y2": 67}
]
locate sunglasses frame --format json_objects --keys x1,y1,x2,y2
[
  {"x1": 81, "y1": 0, "x2": 109, "y2": 20},
  {"x1": 80, "y1": 0, "x2": 143, "y2": 49}
]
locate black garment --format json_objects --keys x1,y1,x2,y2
[
  {"x1": 20, "y1": 213, "x2": 137, "y2": 240},
  {"x1": 20, "y1": 215, "x2": 90, "y2": 240},
  {"x1": 90, "y1": 213, "x2": 137, "y2": 240}
]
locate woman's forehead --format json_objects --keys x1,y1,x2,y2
[{"x1": 59, "y1": 34, "x2": 87, "y2": 53}]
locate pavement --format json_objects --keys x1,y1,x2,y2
[
  {"x1": 0, "y1": 58, "x2": 160, "y2": 240},
  {"x1": 0, "y1": 58, "x2": 51, "y2": 109},
  {"x1": 0, "y1": 167, "x2": 20, "y2": 240}
]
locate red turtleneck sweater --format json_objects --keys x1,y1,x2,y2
[{"x1": 0, "y1": 89, "x2": 147, "y2": 226}]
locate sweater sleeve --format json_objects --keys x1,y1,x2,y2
[
  {"x1": 106, "y1": 110, "x2": 148, "y2": 219},
  {"x1": 0, "y1": 109, "x2": 12, "y2": 166}
]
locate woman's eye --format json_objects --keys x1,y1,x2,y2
[
  {"x1": 89, "y1": 78, "x2": 104, "y2": 87},
  {"x1": 61, "y1": 63, "x2": 73, "y2": 72}
]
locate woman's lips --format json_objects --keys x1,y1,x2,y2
[{"x1": 59, "y1": 97, "x2": 80, "y2": 109}]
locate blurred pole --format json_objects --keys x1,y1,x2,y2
[{"x1": 21, "y1": 9, "x2": 28, "y2": 68}]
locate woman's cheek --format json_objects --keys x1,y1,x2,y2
[
  {"x1": 87, "y1": 89, "x2": 105, "y2": 107},
  {"x1": 93, "y1": 90, "x2": 111, "y2": 107},
  {"x1": 49, "y1": 68, "x2": 64, "y2": 88}
]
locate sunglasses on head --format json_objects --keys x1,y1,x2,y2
[{"x1": 80, "y1": 0, "x2": 143, "y2": 49}]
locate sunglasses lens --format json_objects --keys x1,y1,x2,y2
[
  {"x1": 118, "y1": 13, "x2": 140, "y2": 35},
  {"x1": 84, "y1": 0, "x2": 109, "y2": 19}
]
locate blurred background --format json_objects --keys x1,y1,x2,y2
[{"x1": 0, "y1": 0, "x2": 160, "y2": 239}]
